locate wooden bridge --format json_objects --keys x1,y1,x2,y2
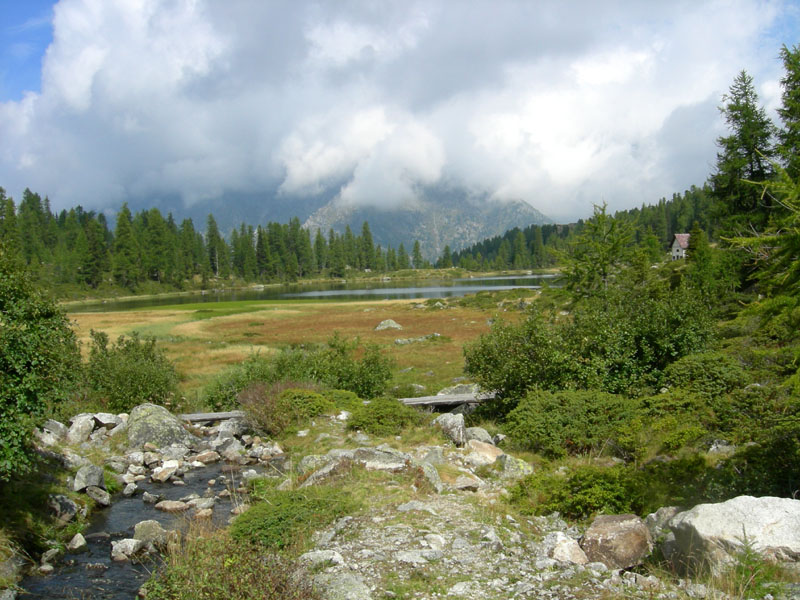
[{"x1": 180, "y1": 391, "x2": 493, "y2": 422}]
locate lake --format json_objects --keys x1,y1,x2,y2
[{"x1": 67, "y1": 274, "x2": 557, "y2": 312}]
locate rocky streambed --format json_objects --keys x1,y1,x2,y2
[
  {"x1": 12, "y1": 403, "x2": 285, "y2": 599},
  {"x1": 5, "y1": 401, "x2": 800, "y2": 600}
]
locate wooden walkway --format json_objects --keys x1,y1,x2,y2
[
  {"x1": 399, "y1": 392, "x2": 494, "y2": 407},
  {"x1": 180, "y1": 410, "x2": 245, "y2": 422},
  {"x1": 179, "y1": 392, "x2": 493, "y2": 421}
]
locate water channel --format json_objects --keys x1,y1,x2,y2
[{"x1": 67, "y1": 274, "x2": 557, "y2": 313}]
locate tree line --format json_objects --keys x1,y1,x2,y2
[{"x1": 0, "y1": 192, "x2": 431, "y2": 291}]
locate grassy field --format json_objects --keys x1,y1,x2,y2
[{"x1": 68, "y1": 297, "x2": 513, "y2": 404}]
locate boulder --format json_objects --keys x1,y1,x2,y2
[
  {"x1": 111, "y1": 538, "x2": 145, "y2": 562},
  {"x1": 668, "y1": 495, "x2": 800, "y2": 573},
  {"x1": 195, "y1": 450, "x2": 221, "y2": 464},
  {"x1": 375, "y1": 319, "x2": 402, "y2": 330},
  {"x1": 433, "y1": 413, "x2": 466, "y2": 446},
  {"x1": 436, "y1": 383, "x2": 479, "y2": 396},
  {"x1": 151, "y1": 459, "x2": 180, "y2": 483},
  {"x1": 66, "y1": 533, "x2": 88, "y2": 553},
  {"x1": 73, "y1": 465, "x2": 105, "y2": 492},
  {"x1": 155, "y1": 500, "x2": 190, "y2": 513},
  {"x1": 47, "y1": 494, "x2": 79, "y2": 524},
  {"x1": 581, "y1": 514, "x2": 652, "y2": 569},
  {"x1": 313, "y1": 573, "x2": 372, "y2": 600},
  {"x1": 454, "y1": 475, "x2": 481, "y2": 492},
  {"x1": 544, "y1": 531, "x2": 588, "y2": 565},
  {"x1": 43, "y1": 419, "x2": 68, "y2": 440},
  {"x1": 134, "y1": 520, "x2": 170, "y2": 548},
  {"x1": 217, "y1": 419, "x2": 248, "y2": 439},
  {"x1": 353, "y1": 446, "x2": 409, "y2": 471},
  {"x1": 86, "y1": 486, "x2": 111, "y2": 507},
  {"x1": 464, "y1": 439, "x2": 503, "y2": 466},
  {"x1": 67, "y1": 415, "x2": 96, "y2": 445},
  {"x1": 495, "y1": 454, "x2": 534, "y2": 479},
  {"x1": 465, "y1": 427, "x2": 494, "y2": 445},
  {"x1": 414, "y1": 460, "x2": 444, "y2": 493},
  {"x1": 126, "y1": 403, "x2": 199, "y2": 450},
  {"x1": 93, "y1": 413, "x2": 123, "y2": 429}
]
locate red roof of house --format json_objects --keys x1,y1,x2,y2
[{"x1": 673, "y1": 233, "x2": 690, "y2": 249}]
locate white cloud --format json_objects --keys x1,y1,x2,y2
[{"x1": 0, "y1": 0, "x2": 796, "y2": 221}]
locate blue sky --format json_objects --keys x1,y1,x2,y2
[
  {"x1": 0, "y1": 0, "x2": 54, "y2": 101},
  {"x1": 1, "y1": 1, "x2": 799, "y2": 221}
]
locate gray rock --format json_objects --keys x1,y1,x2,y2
[
  {"x1": 111, "y1": 538, "x2": 145, "y2": 562},
  {"x1": 142, "y1": 491, "x2": 161, "y2": 504},
  {"x1": 126, "y1": 403, "x2": 199, "y2": 450},
  {"x1": 155, "y1": 500, "x2": 190, "y2": 513},
  {"x1": 133, "y1": 520, "x2": 169, "y2": 548},
  {"x1": 313, "y1": 573, "x2": 372, "y2": 600},
  {"x1": 66, "y1": 533, "x2": 88, "y2": 553},
  {"x1": 353, "y1": 447, "x2": 409, "y2": 471},
  {"x1": 375, "y1": 319, "x2": 402, "y2": 330},
  {"x1": 159, "y1": 444, "x2": 190, "y2": 461},
  {"x1": 67, "y1": 415, "x2": 96, "y2": 444},
  {"x1": 41, "y1": 547, "x2": 62, "y2": 566},
  {"x1": 93, "y1": 413, "x2": 123, "y2": 429},
  {"x1": 645, "y1": 506, "x2": 681, "y2": 541},
  {"x1": 299, "y1": 549, "x2": 345, "y2": 567},
  {"x1": 218, "y1": 419, "x2": 248, "y2": 438},
  {"x1": 73, "y1": 465, "x2": 105, "y2": 492},
  {"x1": 47, "y1": 494, "x2": 79, "y2": 524},
  {"x1": 397, "y1": 500, "x2": 438, "y2": 515},
  {"x1": 123, "y1": 483, "x2": 137, "y2": 497},
  {"x1": 219, "y1": 438, "x2": 245, "y2": 462},
  {"x1": 495, "y1": 453, "x2": 534, "y2": 479},
  {"x1": 195, "y1": 450, "x2": 221, "y2": 464},
  {"x1": 414, "y1": 460, "x2": 444, "y2": 493},
  {"x1": 297, "y1": 454, "x2": 329, "y2": 475},
  {"x1": 465, "y1": 426, "x2": 494, "y2": 445},
  {"x1": 668, "y1": 495, "x2": 800, "y2": 573},
  {"x1": 454, "y1": 475, "x2": 481, "y2": 492},
  {"x1": 43, "y1": 419, "x2": 68, "y2": 439},
  {"x1": 581, "y1": 514, "x2": 652, "y2": 570},
  {"x1": 433, "y1": 413, "x2": 466, "y2": 446},
  {"x1": 396, "y1": 550, "x2": 430, "y2": 565},
  {"x1": 151, "y1": 459, "x2": 180, "y2": 482},
  {"x1": 423, "y1": 446, "x2": 445, "y2": 464},
  {"x1": 544, "y1": 531, "x2": 588, "y2": 565},
  {"x1": 463, "y1": 439, "x2": 503, "y2": 466},
  {"x1": 85, "y1": 486, "x2": 111, "y2": 507}
]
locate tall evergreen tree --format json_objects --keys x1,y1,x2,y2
[
  {"x1": 112, "y1": 204, "x2": 140, "y2": 289},
  {"x1": 0, "y1": 188, "x2": 21, "y2": 256},
  {"x1": 360, "y1": 221, "x2": 375, "y2": 270},
  {"x1": 777, "y1": 44, "x2": 800, "y2": 179},
  {"x1": 397, "y1": 243, "x2": 410, "y2": 270},
  {"x1": 710, "y1": 70, "x2": 777, "y2": 227},
  {"x1": 313, "y1": 229, "x2": 328, "y2": 272},
  {"x1": 412, "y1": 241, "x2": 423, "y2": 269}
]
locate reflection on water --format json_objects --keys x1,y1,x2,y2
[{"x1": 68, "y1": 274, "x2": 558, "y2": 313}]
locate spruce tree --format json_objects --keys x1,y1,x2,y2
[
  {"x1": 778, "y1": 44, "x2": 800, "y2": 179},
  {"x1": 113, "y1": 204, "x2": 140, "y2": 289}
]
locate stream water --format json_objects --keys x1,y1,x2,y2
[{"x1": 20, "y1": 463, "x2": 256, "y2": 599}]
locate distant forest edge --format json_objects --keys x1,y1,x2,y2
[{"x1": 1, "y1": 43, "x2": 799, "y2": 296}]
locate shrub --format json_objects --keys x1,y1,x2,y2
[
  {"x1": 84, "y1": 330, "x2": 178, "y2": 412},
  {"x1": 230, "y1": 486, "x2": 357, "y2": 551},
  {"x1": 662, "y1": 352, "x2": 747, "y2": 399},
  {"x1": 205, "y1": 335, "x2": 393, "y2": 411},
  {"x1": 0, "y1": 245, "x2": 80, "y2": 481},
  {"x1": 238, "y1": 383, "x2": 333, "y2": 436},
  {"x1": 322, "y1": 389, "x2": 363, "y2": 412},
  {"x1": 204, "y1": 354, "x2": 277, "y2": 411},
  {"x1": 510, "y1": 465, "x2": 643, "y2": 520},
  {"x1": 504, "y1": 390, "x2": 638, "y2": 458},
  {"x1": 347, "y1": 397, "x2": 425, "y2": 437},
  {"x1": 145, "y1": 527, "x2": 320, "y2": 600}
]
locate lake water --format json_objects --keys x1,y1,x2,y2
[{"x1": 68, "y1": 274, "x2": 557, "y2": 312}]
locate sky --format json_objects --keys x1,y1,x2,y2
[{"x1": 0, "y1": 0, "x2": 798, "y2": 223}]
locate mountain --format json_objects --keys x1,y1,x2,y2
[{"x1": 303, "y1": 187, "x2": 551, "y2": 261}]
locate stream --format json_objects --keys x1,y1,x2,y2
[{"x1": 20, "y1": 462, "x2": 258, "y2": 599}]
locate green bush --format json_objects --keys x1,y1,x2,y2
[
  {"x1": 230, "y1": 486, "x2": 357, "y2": 550},
  {"x1": 504, "y1": 390, "x2": 638, "y2": 458},
  {"x1": 347, "y1": 397, "x2": 424, "y2": 437},
  {"x1": 510, "y1": 466, "x2": 643, "y2": 520},
  {"x1": 205, "y1": 335, "x2": 393, "y2": 411},
  {"x1": 84, "y1": 330, "x2": 178, "y2": 412},
  {"x1": 204, "y1": 354, "x2": 277, "y2": 411},
  {"x1": 0, "y1": 246, "x2": 80, "y2": 481},
  {"x1": 238, "y1": 383, "x2": 333, "y2": 436},
  {"x1": 322, "y1": 389, "x2": 363, "y2": 412},
  {"x1": 662, "y1": 352, "x2": 747, "y2": 399}
]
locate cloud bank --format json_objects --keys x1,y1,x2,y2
[{"x1": 0, "y1": 0, "x2": 796, "y2": 221}]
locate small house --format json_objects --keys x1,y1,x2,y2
[{"x1": 671, "y1": 233, "x2": 690, "y2": 260}]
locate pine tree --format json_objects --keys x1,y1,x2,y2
[
  {"x1": 360, "y1": 222, "x2": 375, "y2": 270},
  {"x1": 206, "y1": 215, "x2": 224, "y2": 277},
  {"x1": 710, "y1": 70, "x2": 777, "y2": 227},
  {"x1": 412, "y1": 241, "x2": 423, "y2": 269},
  {"x1": 113, "y1": 204, "x2": 140, "y2": 289},
  {"x1": 397, "y1": 243, "x2": 410, "y2": 270},
  {"x1": 0, "y1": 189, "x2": 21, "y2": 257},
  {"x1": 778, "y1": 44, "x2": 800, "y2": 179},
  {"x1": 313, "y1": 229, "x2": 328, "y2": 272}
]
